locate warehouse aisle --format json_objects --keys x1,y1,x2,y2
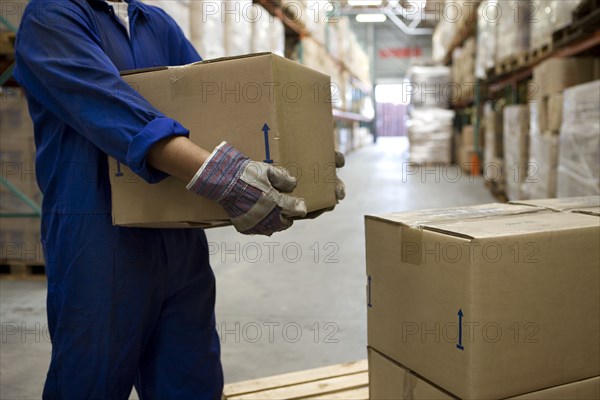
[
  {"x1": 209, "y1": 137, "x2": 495, "y2": 383},
  {"x1": 0, "y1": 137, "x2": 495, "y2": 398}
]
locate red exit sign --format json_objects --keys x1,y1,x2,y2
[{"x1": 379, "y1": 47, "x2": 422, "y2": 58}]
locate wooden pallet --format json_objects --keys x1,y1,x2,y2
[
  {"x1": 0, "y1": 261, "x2": 46, "y2": 280},
  {"x1": 530, "y1": 42, "x2": 553, "y2": 63},
  {"x1": 552, "y1": 0, "x2": 600, "y2": 48},
  {"x1": 494, "y1": 52, "x2": 529, "y2": 77},
  {"x1": 223, "y1": 360, "x2": 368, "y2": 400}
]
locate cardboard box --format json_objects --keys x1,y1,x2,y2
[
  {"x1": 365, "y1": 204, "x2": 600, "y2": 399},
  {"x1": 457, "y1": 144, "x2": 475, "y2": 174},
  {"x1": 109, "y1": 53, "x2": 338, "y2": 228},
  {"x1": 547, "y1": 93, "x2": 563, "y2": 132},
  {"x1": 461, "y1": 126, "x2": 475, "y2": 148},
  {"x1": 0, "y1": 136, "x2": 41, "y2": 212},
  {"x1": 369, "y1": 347, "x2": 600, "y2": 400},
  {"x1": 533, "y1": 57, "x2": 599, "y2": 98},
  {"x1": 0, "y1": 217, "x2": 43, "y2": 264}
]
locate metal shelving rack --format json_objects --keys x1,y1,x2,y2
[{"x1": 443, "y1": 0, "x2": 600, "y2": 187}]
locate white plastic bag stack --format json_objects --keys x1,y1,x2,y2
[{"x1": 190, "y1": 0, "x2": 226, "y2": 60}]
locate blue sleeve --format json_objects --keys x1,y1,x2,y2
[{"x1": 14, "y1": 2, "x2": 189, "y2": 183}]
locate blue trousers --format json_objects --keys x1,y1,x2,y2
[{"x1": 41, "y1": 213, "x2": 223, "y2": 399}]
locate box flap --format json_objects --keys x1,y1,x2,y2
[
  {"x1": 510, "y1": 196, "x2": 600, "y2": 213},
  {"x1": 366, "y1": 203, "x2": 541, "y2": 228},
  {"x1": 366, "y1": 203, "x2": 598, "y2": 239},
  {"x1": 120, "y1": 52, "x2": 274, "y2": 77}
]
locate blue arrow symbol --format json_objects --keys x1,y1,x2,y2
[
  {"x1": 367, "y1": 275, "x2": 372, "y2": 308},
  {"x1": 456, "y1": 309, "x2": 464, "y2": 350},
  {"x1": 115, "y1": 161, "x2": 124, "y2": 177},
  {"x1": 262, "y1": 123, "x2": 273, "y2": 164}
]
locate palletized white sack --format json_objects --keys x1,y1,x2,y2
[
  {"x1": 143, "y1": 0, "x2": 191, "y2": 40},
  {"x1": 475, "y1": 0, "x2": 497, "y2": 78},
  {"x1": 496, "y1": 0, "x2": 530, "y2": 62},
  {"x1": 223, "y1": 0, "x2": 252, "y2": 56},
  {"x1": 190, "y1": 0, "x2": 225, "y2": 60},
  {"x1": 249, "y1": 4, "x2": 271, "y2": 53},
  {"x1": 503, "y1": 105, "x2": 530, "y2": 200},
  {"x1": 270, "y1": 17, "x2": 285, "y2": 57}
]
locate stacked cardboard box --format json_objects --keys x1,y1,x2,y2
[
  {"x1": 503, "y1": 105, "x2": 529, "y2": 201},
  {"x1": 366, "y1": 201, "x2": 600, "y2": 399},
  {"x1": 0, "y1": 88, "x2": 44, "y2": 264},
  {"x1": 523, "y1": 127, "x2": 559, "y2": 200},
  {"x1": 524, "y1": 58, "x2": 600, "y2": 199},
  {"x1": 456, "y1": 125, "x2": 476, "y2": 174},
  {"x1": 451, "y1": 38, "x2": 476, "y2": 105},
  {"x1": 557, "y1": 80, "x2": 600, "y2": 197},
  {"x1": 482, "y1": 103, "x2": 504, "y2": 186},
  {"x1": 531, "y1": 57, "x2": 599, "y2": 133}
]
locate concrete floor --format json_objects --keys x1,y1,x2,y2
[{"x1": 0, "y1": 137, "x2": 495, "y2": 399}]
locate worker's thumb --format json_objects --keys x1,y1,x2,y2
[{"x1": 268, "y1": 165, "x2": 297, "y2": 193}]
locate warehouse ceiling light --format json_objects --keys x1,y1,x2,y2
[
  {"x1": 348, "y1": 0, "x2": 383, "y2": 6},
  {"x1": 356, "y1": 13, "x2": 387, "y2": 22}
]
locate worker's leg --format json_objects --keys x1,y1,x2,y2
[
  {"x1": 134, "y1": 228, "x2": 223, "y2": 400},
  {"x1": 41, "y1": 213, "x2": 167, "y2": 400}
]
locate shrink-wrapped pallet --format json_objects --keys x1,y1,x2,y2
[{"x1": 557, "y1": 80, "x2": 600, "y2": 196}]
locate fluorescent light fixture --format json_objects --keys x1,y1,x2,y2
[
  {"x1": 356, "y1": 13, "x2": 387, "y2": 22},
  {"x1": 348, "y1": 0, "x2": 382, "y2": 6}
]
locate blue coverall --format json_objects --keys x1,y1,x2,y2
[{"x1": 14, "y1": 0, "x2": 223, "y2": 398}]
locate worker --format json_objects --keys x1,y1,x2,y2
[{"x1": 14, "y1": 0, "x2": 345, "y2": 399}]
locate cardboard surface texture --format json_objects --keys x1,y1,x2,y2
[
  {"x1": 368, "y1": 347, "x2": 600, "y2": 400},
  {"x1": 365, "y1": 203, "x2": 600, "y2": 399},
  {"x1": 109, "y1": 53, "x2": 338, "y2": 228},
  {"x1": 510, "y1": 196, "x2": 600, "y2": 216}
]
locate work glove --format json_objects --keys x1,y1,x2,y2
[
  {"x1": 187, "y1": 141, "x2": 307, "y2": 236},
  {"x1": 334, "y1": 151, "x2": 346, "y2": 201},
  {"x1": 305, "y1": 150, "x2": 346, "y2": 219}
]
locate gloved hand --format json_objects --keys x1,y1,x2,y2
[
  {"x1": 187, "y1": 141, "x2": 307, "y2": 236},
  {"x1": 334, "y1": 151, "x2": 346, "y2": 202},
  {"x1": 305, "y1": 150, "x2": 346, "y2": 219}
]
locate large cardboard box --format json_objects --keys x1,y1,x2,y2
[
  {"x1": 109, "y1": 53, "x2": 338, "y2": 228},
  {"x1": 369, "y1": 347, "x2": 600, "y2": 400},
  {"x1": 533, "y1": 57, "x2": 599, "y2": 98},
  {"x1": 547, "y1": 93, "x2": 563, "y2": 132},
  {"x1": 365, "y1": 204, "x2": 600, "y2": 399}
]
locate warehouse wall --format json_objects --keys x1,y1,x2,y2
[{"x1": 350, "y1": 20, "x2": 433, "y2": 83}]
